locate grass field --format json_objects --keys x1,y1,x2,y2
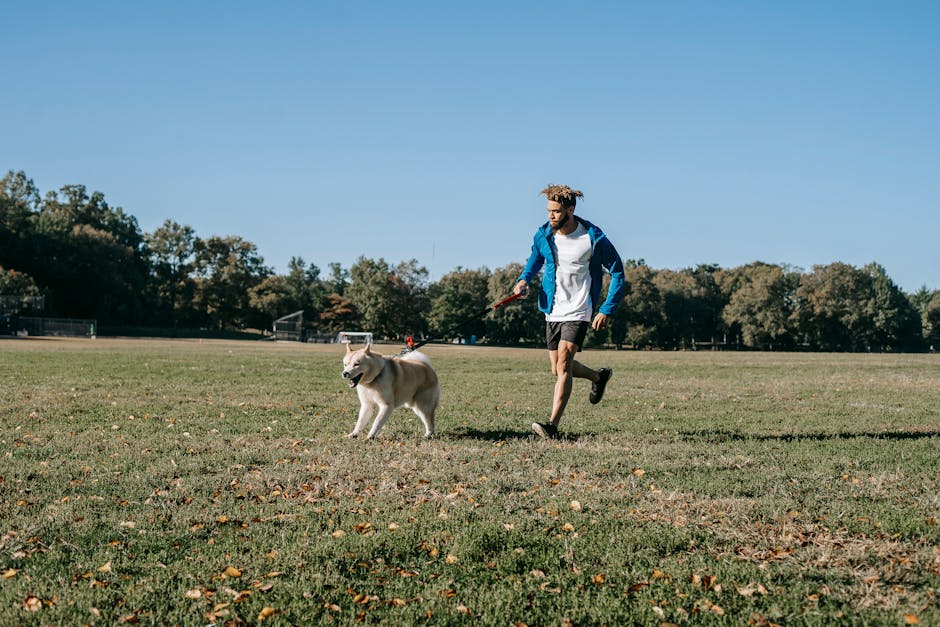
[{"x1": 1, "y1": 338, "x2": 938, "y2": 626}]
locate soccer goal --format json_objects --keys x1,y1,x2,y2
[
  {"x1": 273, "y1": 310, "x2": 304, "y2": 341},
  {"x1": 336, "y1": 331, "x2": 373, "y2": 346}
]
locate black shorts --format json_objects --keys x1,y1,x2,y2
[{"x1": 546, "y1": 320, "x2": 589, "y2": 351}]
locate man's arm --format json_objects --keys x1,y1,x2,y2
[
  {"x1": 596, "y1": 237, "x2": 626, "y2": 316},
  {"x1": 517, "y1": 237, "x2": 545, "y2": 288}
]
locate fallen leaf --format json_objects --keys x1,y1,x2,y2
[
  {"x1": 445, "y1": 554, "x2": 459, "y2": 564},
  {"x1": 98, "y1": 561, "x2": 113, "y2": 574},
  {"x1": 224, "y1": 566, "x2": 242, "y2": 578},
  {"x1": 184, "y1": 589, "x2": 202, "y2": 600},
  {"x1": 331, "y1": 529, "x2": 346, "y2": 538},
  {"x1": 2, "y1": 568, "x2": 17, "y2": 579},
  {"x1": 569, "y1": 500, "x2": 582, "y2": 512},
  {"x1": 23, "y1": 596, "x2": 42, "y2": 612},
  {"x1": 632, "y1": 468, "x2": 646, "y2": 477},
  {"x1": 258, "y1": 606, "x2": 278, "y2": 621},
  {"x1": 905, "y1": 614, "x2": 919, "y2": 625},
  {"x1": 592, "y1": 573, "x2": 606, "y2": 585}
]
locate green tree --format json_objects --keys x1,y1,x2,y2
[
  {"x1": 0, "y1": 171, "x2": 41, "y2": 272},
  {"x1": 33, "y1": 185, "x2": 148, "y2": 323},
  {"x1": 347, "y1": 257, "x2": 400, "y2": 338},
  {"x1": 392, "y1": 259, "x2": 430, "y2": 339},
  {"x1": 319, "y1": 293, "x2": 359, "y2": 334},
  {"x1": 347, "y1": 257, "x2": 429, "y2": 339},
  {"x1": 616, "y1": 261, "x2": 664, "y2": 349},
  {"x1": 791, "y1": 262, "x2": 873, "y2": 351},
  {"x1": 285, "y1": 257, "x2": 325, "y2": 318},
  {"x1": 0, "y1": 266, "x2": 43, "y2": 314},
  {"x1": 248, "y1": 275, "x2": 293, "y2": 324},
  {"x1": 862, "y1": 262, "x2": 922, "y2": 351},
  {"x1": 193, "y1": 236, "x2": 271, "y2": 329},
  {"x1": 922, "y1": 291, "x2": 940, "y2": 350},
  {"x1": 719, "y1": 262, "x2": 796, "y2": 349},
  {"x1": 911, "y1": 286, "x2": 940, "y2": 347},
  {"x1": 427, "y1": 267, "x2": 491, "y2": 342},
  {"x1": 485, "y1": 263, "x2": 543, "y2": 345},
  {"x1": 145, "y1": 220, "x2": 197, "y2": 327},
  {"x1": 327, "y1": 262, "x2": 349, "y2": 296},
  {"x1": 653, "y1": 269, "x2": 697, "y2": 349}
]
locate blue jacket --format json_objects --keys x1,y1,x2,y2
[{"x1": 518, "y1": 216, "x2": 626, "y2": 316}]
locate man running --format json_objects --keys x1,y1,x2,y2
[{"x1": 514, "y1": 184, "x2": 626, "y2": 438}]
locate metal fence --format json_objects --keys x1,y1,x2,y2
[{"x1": 18, "y1": 317, "x2": 97, "y2": 338}]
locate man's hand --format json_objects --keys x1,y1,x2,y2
[
  {"x1": 591, "y1": 313, "x2": 609, "y2": 332},
  {"x1": 514, "y1": 280, "x2": 529, "y2": 298}
]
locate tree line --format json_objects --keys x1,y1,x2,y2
[{"x1": 2, "y1": 170, "x2": 939, "y2": 350}]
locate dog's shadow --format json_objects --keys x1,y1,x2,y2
[{"x1": 446, "y1": 427, "x2": 595, "y2": 442}]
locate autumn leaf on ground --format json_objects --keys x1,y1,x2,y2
[
  {"x1": 223, "y1": 566, "x2": 242, "y2": 578},
  {"x1": 184, "y1": 589, "x2": 202, "y2": 600},
  {"x1": 2, "y1": 568, "x2": 17, "y2": 579},
  {"x1": 23, "y1": 596, "x2": 42, "y2": 612},
  {"x1": 258, "y1": 606, "x2": 279, "y2": 621},
  {"x1": 737, "y1": 583, "x2": 768, "y2": 597}
]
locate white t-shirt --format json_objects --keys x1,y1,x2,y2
[{"x1": 547, "y1": 222, "x2": 593, "y2": 322}]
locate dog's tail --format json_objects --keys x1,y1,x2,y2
[{"x1": 400, "y1": 350, "x2": 432, "y2": 367}]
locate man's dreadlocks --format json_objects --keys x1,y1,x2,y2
[{"x1": 540, "y1": 184, "x2": 583, "y2": 209}]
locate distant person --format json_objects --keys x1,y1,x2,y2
[{"x1": 513, "y1": 184, "x2": 626, "y2": 439}]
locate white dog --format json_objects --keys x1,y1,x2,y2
[{"x1": 341, "y1": 344, "x2": 440, "y2": 439}]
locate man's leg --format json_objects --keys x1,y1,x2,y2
[{"x1": 548, "y1": 341, "x2": 598, "y2": 425}]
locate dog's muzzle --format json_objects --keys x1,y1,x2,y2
[{"x1": 342, "y1": 370, "x2": 363, "y2": 388}]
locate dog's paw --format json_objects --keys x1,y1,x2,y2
[{"x1": 346, "y1": 431, "x2": 360, "y2": 439}]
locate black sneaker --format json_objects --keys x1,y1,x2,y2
[
  {"x1": 532, "y1": 422, "x2": 558, "y2": 439},
  {"x1": 589, "y1": 368, "x2": 612, "y2": 404}
]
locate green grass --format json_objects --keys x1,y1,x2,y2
[{"x1": 1, "y1": 338, "x2": 938, "y2": 625}]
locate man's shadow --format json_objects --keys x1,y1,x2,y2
[{"x1": 447, "y1": 426, "x2": 595, "y2": 442}]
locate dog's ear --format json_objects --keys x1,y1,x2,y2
[
  {"x1": 364, "y1": 343, "x2": 372, "y2": 354},
  {"x1": 345, "y1": 342, "x2": 352, "y2": 353}
]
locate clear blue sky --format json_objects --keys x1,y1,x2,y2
[{"x1": 4, "y1": 1, "x2": 939, "y2": 292}]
